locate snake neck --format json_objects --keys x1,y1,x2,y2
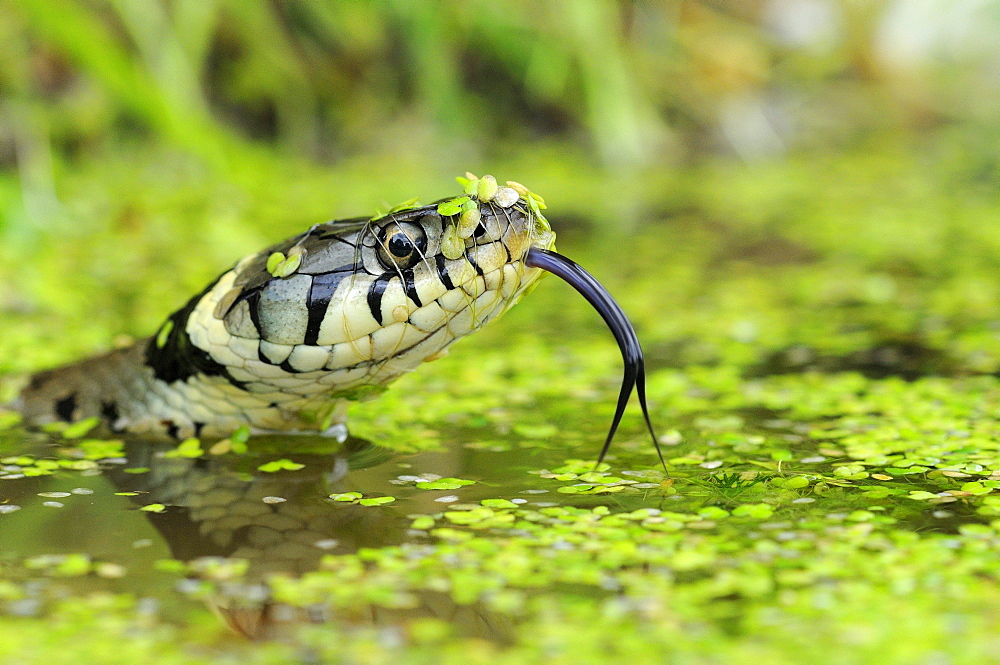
[
  {"x1": 15, "y1": 274, "x2": 353, "y2": 440},
  {"x1": 15, "y1": 336, "x2": 351, "y2": 440}
]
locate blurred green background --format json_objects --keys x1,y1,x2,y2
[{"x1": 1, "y1": 0, "x2": 999, "y2": 382}]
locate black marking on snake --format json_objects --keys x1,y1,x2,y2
[
  {"x1": 367, "y1": 273, "x2": 395, "y2": 325},
  {"x1": 218, "y1": 284, "x2": 264, "y2": 340},
  {"x1": 101, "y1": 401, "x2": 121, "y2": 431},
  {"x1": 258, "y1": 346, "x2": 274, "y2": 365},
  {"x1": 280, "y1": 359, "x2": 306, "y2": 374},
  {"x1": 304, "y1": 271, "x2": 351, "y2": 345},
  {"x1": 223, "y1": 285, "x2": 259, "y2": 319},
  {"x1": 163, "y1": 420, "x2": 180, "y2": 439},
  {"x1": 435, "y1": 254, "x2": 454, "y2": 290},
  {"x1": 246, "y1": 291, "x2": 263, "y2": 338},
  {"x1": 402, "y1": 269, "x2": 423, "y2": 307},
  {"x1": 55, "y1": 394, "x2": 77, "y2": 422},
  {"x1": 301, "y1": 262, "x2": 356, "y2": 277},
  {"x1": 193, "y1": 422, "x2": 205, "y2": 438},
  {"x1": 146, "y1": 274, "x2": 248, "y2": 388},
  {"x1": 473, "y1": 218, "x2": 489, "y2": 238},
  {"x1": 467, "y1": 251, "x2": 485, "y2": 276}
]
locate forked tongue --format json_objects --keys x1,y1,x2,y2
[{"x1": 524, "y1": 248, "x2": 666, "y2": 471}]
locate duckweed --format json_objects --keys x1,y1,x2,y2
[
  {"x1": 61, "y1": 417, "x2": 100, "y2": 439},
  {"x1": 436, "y1": 196, "x2": 470, "y2": 217},
  {"x1": 257, "y1": 458, "x2": 306, "y2": 472},
  {"x1": 3, "y1": 138, "x2": 1000, "y2": 664},
  {"x1": 358, "y1": 496, "x2": 396, "y2": 506},
  {"x1": 163, "y1": 438, "x2": 203, "y2": 459},
  {"x1": 265, "y1": 249, "x2": 302, "y2": 278},
  {"x1": 414, "y1": 478, "x2": 476, "y2": 491}
]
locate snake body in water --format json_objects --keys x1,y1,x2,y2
[{"x1": 14, "y1": 175, "x2": 661, "y2": 464}]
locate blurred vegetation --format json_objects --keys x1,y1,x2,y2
[{"x1": 3, "y1": 0, "x2": 1000, "y2": 173}]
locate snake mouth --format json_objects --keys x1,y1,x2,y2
[{"x1": 524, "y1": 248, "x2": 665, "y2": 470}]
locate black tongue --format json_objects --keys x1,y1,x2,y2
[{"x1": 524, "y1": 248, "x2": 666, "y2": 471}]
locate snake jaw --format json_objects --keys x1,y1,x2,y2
[{"x1": 524, "y1": 248, "x2": 666, "y2": 471}]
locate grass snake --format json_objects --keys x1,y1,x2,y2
[{"x1": 15, "y1": 175, "x2": 662, "y2": 465}]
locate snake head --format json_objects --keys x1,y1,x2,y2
[
  {"x1": 143, "y1": 175, "x2": 659, "y2": 464},
  {"x1": 61, "y1": 173, "x2": 659, "y2": 458},
  {"x1": 159, "y1": 181, "x2": 557, "y2": 408}
]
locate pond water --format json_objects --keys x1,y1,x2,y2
[
  {"x1": 2, "y1": 386, "x2": 997, "y2": 658},
  {"x1": 0, "y1": 416, "x2": 672, "y2": 642}
]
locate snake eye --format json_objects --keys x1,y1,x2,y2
[
  {"x1": 388, "y1": 233, "x2": 412, "y2": 256},
  {"x1": 376, "y1": 221, "x2": 427, "y2": 270}
]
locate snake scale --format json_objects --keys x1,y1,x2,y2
[{"x1": 14, "y1": 175, "x2": 661, "y2": 463}]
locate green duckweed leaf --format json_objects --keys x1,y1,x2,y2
[
  {"x1": 481, "y1": 499, "x2": 518, "y2": 508},
  {"x1": 416, "y1": 478, "x2": 476, "y2": 491},
  {"x1": 456, "y1": 174, "x2": 479, "y2": 195},
  {"x1": 266, "y1": 251, "x2": 285, "y2": 274},
  {"x1": 61, "y1": 417, "x2": 101, "y2": 439},
  {"x1": 230, "y1": 426, "x2": 250, "y2": 454},
  {"x1": 732, "y1": 503, "x2": 774, "y2": 519},
  {"x1": 164, "y1": 438, "x2": 203, "y2": 459},
  {"x1": 359, "y1": 496, "x2": 396, "y2": 506},
  {"x1": 436, "y1": 196, "x2": 470, "y2": 217},
  {"x1": 476, "y1": 175, "x2": 498, "y2": 201},
  {"x1": 257, "y1": 458, "x2": 306, "y2": 472},
  {"x1": 440, "y1": 225, "x2": 465, "y2": 260},
  {"x1": 698, "y1": 506, "x2": 730, "y2": 519},
  {"x1": 78, "y1": 439, "x2": 125, "y2": 460},
  {"x1": 411, "y1": 516, "x2": 436, "y2": 529},
  {"x1": 330, "y1": 492, "x2": 363, "y2": 502},
  {"x1": 54, "y1": 554, "x2": 91, "y2": 577}
]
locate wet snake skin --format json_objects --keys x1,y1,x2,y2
[{"x1": 16, "y1": 190, "x2": 555, "y2": 440}]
